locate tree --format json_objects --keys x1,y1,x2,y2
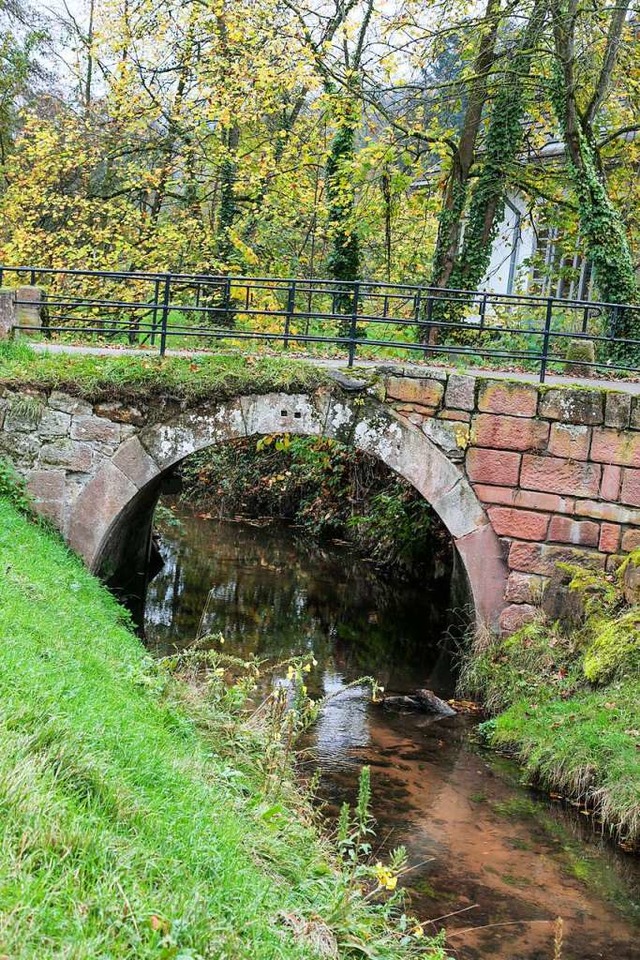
[{"x1": 549, "y1": 0, "x2": 638, "y2": 350}]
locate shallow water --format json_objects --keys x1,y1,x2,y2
[{"x1": 144, "y1": 508, "x2": 640, "y2": 960}]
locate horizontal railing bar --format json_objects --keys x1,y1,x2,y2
[{"x1": 5, "y1": 262, "x2": 640, "y2": 312}]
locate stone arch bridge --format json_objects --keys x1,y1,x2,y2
[{"x1": 2, "y1": 363, "x2": 640, "y2": 633}]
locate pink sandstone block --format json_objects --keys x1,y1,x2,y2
[
  {"x1": 499, "y1": 603, "x2": 539, "y2": 635},
  {"x1": 471, "y1": 414, "x2": 549, "y2": 452},
  {"x1": 477, "y1": 380, "x2": 538, "y2": 417},
  {"x1": 508, "y1": 541, "x2": 605, "y2": 576},
  {"x1": 514, "y1": 490, "x2": 574, "y2": 513},
  {"x1": 599, "y1": 523, "x2": 621, "y2": 553},
  {"x1": 590, "y1": 428, "x2": 640, "y2": 468},
  {"x1": 466, "y1": 448, "x2": 521, "y2": 486},
  {"x1": 505, "y1": 572, "x2": 547, "y2": 604},
  {"x1": 620, "y1": 468, "x2": 640, "y2": 508},
  {"x1": 488, "y1": 507, "x2": 550, "y2": 541},
  {"x1": 601, "y1": 464, "x2": 622, "y2": 501},
  {"x1": 548, "y1": 516, "x2": 599, "y2": 548},
  {"x1": 547, "y1": 423, "x2": 591, "y2": 460},
  {"x1": 520, "y1": 455, "x2": 601, "y2": 498},
  {"x1": 472, "y1": 484, "x2": 516, "y2": 506},
  {"x1": 621, "y1": 529, "x2": 640, "y2": 551}
]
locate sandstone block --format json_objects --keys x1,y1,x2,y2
[
  {"x1": 606, "y1": 554, "x2": 626, "y2": 572},
  {"x1": 505, "y1": 572, "x2": 547, "y2": 604},
  {"x1": 454, "y1": 523, "x2": 509, "y2": 629},
  {"x1": 385, "y1": 376, "x2": 444, "y2": 408},
  {"x1": 39, "y1": 440, "x2": 93, "y2": 472},
  {"x1": 623, "y1": 557, "x2": 640, "y2": 604},
  {"x1": 466, "y1": 448, "x2": 521, "y2": 486},
  {"x1": 520, "y1": 454, "x2": 601, "y2": 497},
  {"x1": 70, "y1": 416, "x2": 121, "y2": 445},
  {"x1": 488, "y1": 506, "x2": 550, "y2": 541},
  {"x1": 438, "y1": 409, "x2": 471, "y2": 423},
  {"x1": 49, "y1": 391, "x2": 93, "y2": 416},
  {"x1": 445, "y1": 374, "x2": 476, "y2": 411},
  {"x1": 515, "y1": 490, "x2": 575, "y2": 513},
  {"x1": 421, "y1": 418, "x2": 468, "y2": 461},
  {"x1": 547, "y1": 423, "x2": 590, "y2": 460},
  {"x1": 548, "y1": 516, "x2": 599, "y2": 547},
  {"x1": 112, "y1": 436, "x2": 160, "y2": 489},
  {"x1": 25, "y1": 469, "x2": 65, "y2": 527},
  {"x1": 38, "y1": 409, "x2": 71, "y2": 438},
  {"x1": 590, "y1": 428, "x2": 640, "y2": 468},
  {"x1": 599, "y1": 523, "x2": 621, "y2": 553},
  {"x1": 477, "y1": 380, "x2": 538, "y2": 417},
  {"x1": 4, "y1": 403, "x2": 42, "y2": 433},
  {"x1": 621, "y1": 528, "x2": 640, "y2": 552},
  {"x1": 631, "y1": 399, "x2": 640, "y2": 431},
  {"x1": 67, "y1": 462, "x2": 138, "y2": 565},
  {"x1": 605, "y1": 393, "x2": 631, "y2": 430},
  {"x1": 471, "y1": 414, "x2": 549, "y2": 452},
  {"x1": 539, "y1": 388, "x2": 603, "y2": 425},
  {"x1": 508, "y1": 541, "x2": 605, "y2": 576},
  {"x1": 620, "y1": 468, "x2": 640, "y2": 508},
  {"x1": 0, "y1": 431, "x2": 40, "y2": 466},
  {"x1": 472, "y1": 484, "x2": 516, "y2": 506},
  {"x1": 601, "y1": 464, "x2": 622, "y2": 501},
  {"x1": 499, "y1": 603, "x2": 539, "y2": 635},
  {"x1": 574, "y1": 499, "x2": 640, "y2": 525}
]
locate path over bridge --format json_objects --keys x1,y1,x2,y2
[{"x1": 2, "y1": 359, "x2": 640, "y2": 634}]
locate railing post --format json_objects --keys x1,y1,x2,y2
[
  {"x1": 284, "y1": 280, "x2": 296, "y2": 350},
  {"x1": 348, "y1": 281, "x2": 360, "y2": 367},
  {"x1": 582, "y1": 304, "x2": 589, "y2": 334},
  {"x1": 159, "y1": 273, "x2": 171, "y2": 357},
  {"x1": 479, "y1": 292, "x2": 487, "y2": 330},
  {"x1": 540, "y1": 297, "x2": 553, "y2": 383},
  {"x1": 150, "y1": 277, "x2": 161, "y2": 346}
]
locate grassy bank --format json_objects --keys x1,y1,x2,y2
[
  {"x1": 0, "y1": 495, "x2": 447, "y2": 959},
  {"x1": 0, "y1": 340, "x2": 329, "y2": 405},
  {"x1": 460, "y1": 563, "x2": 640, "y2": 846}
]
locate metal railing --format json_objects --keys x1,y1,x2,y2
[{"x1": 2, "y1": 264, "x2": 640, "y2": 383}]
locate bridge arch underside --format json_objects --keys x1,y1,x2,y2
[{"x1": 69, "y1": 392, "x2": 508, "y2": 629}]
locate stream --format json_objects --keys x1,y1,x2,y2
[{"x1": 143, "y1": 505, "x2": 640, "y2": 960}]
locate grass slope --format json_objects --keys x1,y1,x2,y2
[
  {"x1": 0, "y1": 499, "x2": 440, "y2": 959},
  {"x1": 0, "y1": 340, "x2": 329, "y2": 405},
  {"x1": 461, "y1": 580, "x2": 640, "y2": 845}
]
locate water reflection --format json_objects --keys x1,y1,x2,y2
[{"x1": 144, "y1": 506, "x2": 640, "y2": 960}]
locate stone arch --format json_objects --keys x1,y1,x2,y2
[{"x1": 67, "y1": 390, "x2": 507, "y2": 628}]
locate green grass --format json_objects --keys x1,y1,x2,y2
[
  {"x1": 0, "y1": 498, "x2": 447, "y2": 959},
  {"x1": 460, "y1": 603, "x2": 640, "y2": 844},
  {"x1": 0, "y1": 340, "x2": 329, "y2": 406}
]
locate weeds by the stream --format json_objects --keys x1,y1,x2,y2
[{"x1": 459, "y1": 563, "x2": 640, "y2": 845}]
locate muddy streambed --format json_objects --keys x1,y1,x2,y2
[{"x1": 142, "y1": 507, "x2": 640, "y2": 960}]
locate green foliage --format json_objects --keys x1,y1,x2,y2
[
  {"x1": 0, "y1": 497, "x2": 450, "y2": 959},
  {"x1": 0, "y1": 340, "x2": 328, "y2": 405},
  {"x1": 459, "y1": 563, "x2": 640, "y2": 841},
  {"x1": 0, "y1": 457, "x2": 31, "y2": 513},
  {"x1": 583, "y1": 610, "x2": 640, "y2": 683},
  {"x1": 179, "y1": 434, "x2": 442, "y2": 578}
]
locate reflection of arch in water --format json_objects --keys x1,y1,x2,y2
[{"x1": 67, "y1": 391, "x2": 507, "y2": 629}]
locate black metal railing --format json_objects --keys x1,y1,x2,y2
[{"x1": 2, "y1": 264, "x2": 640, "y2": 383}]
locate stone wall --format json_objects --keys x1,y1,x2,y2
[
  {"x1": 383, "y1": 366, "x2": 640, "y2": 631},
  {"x1": 2, "y1": 365, "x2": 639, "y2": 634}
]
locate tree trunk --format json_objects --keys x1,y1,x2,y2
[
  {"x1": 453, "y1": 0, "x2": 547, "y2": 292},
  {"x1": 549, "y1": 0, "x2": 638, "y2": 360}
]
